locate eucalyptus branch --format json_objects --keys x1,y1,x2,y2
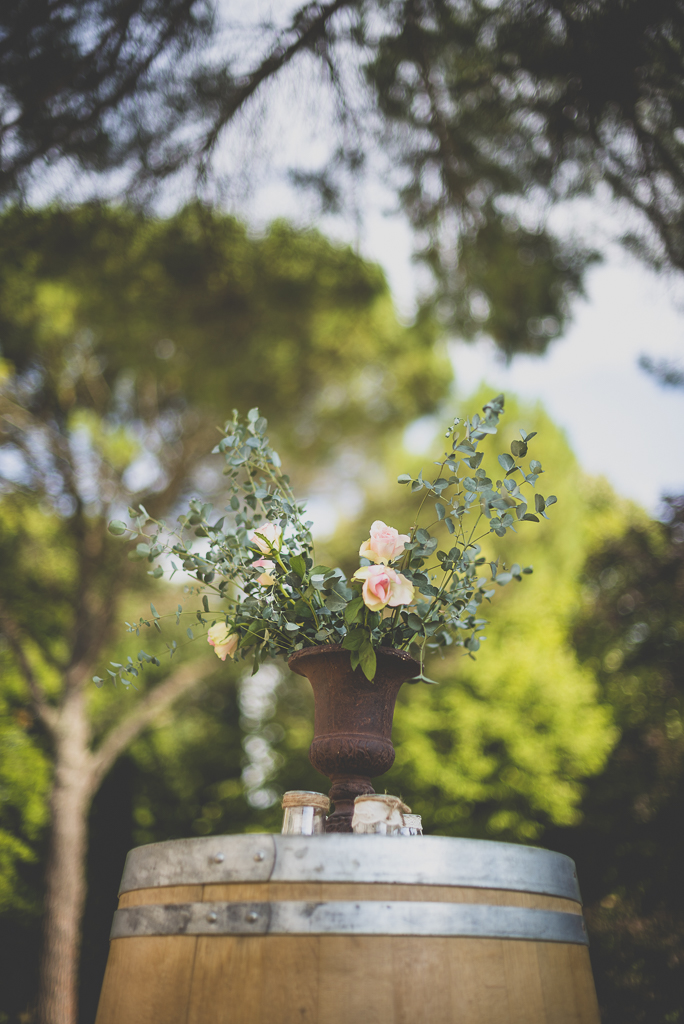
[{"x1": 103, "y1": 397, "x2": 554, "y2": 684}]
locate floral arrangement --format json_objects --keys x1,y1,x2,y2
[{"x1": 101, "y1": 394, "x2": 555, "y2": 686}]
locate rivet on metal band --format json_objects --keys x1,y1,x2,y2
[{"x1": 110, "y1": 901, "x2": 589, "y2": 946}]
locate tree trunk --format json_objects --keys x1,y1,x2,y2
[{"x1": 37, "y1": 689, "x2": 93, "y2": 1024}]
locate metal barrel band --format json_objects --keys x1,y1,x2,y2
[
  {"x1": 111, "y1": 900, "x2": 589, "y2": 945},
  {"x1": 119, "y1": 834, "x2": 582, "y2": 903}
]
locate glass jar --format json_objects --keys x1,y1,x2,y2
[
  {"x1": 400, "y1": 814, "x2": 423, "y2": 836},
  {"x1": 281, "y1": 791, "x2": 329, "y2": 835},
  {"x1": 352, "y1": 794, "x2": 411, "y2": 835}
]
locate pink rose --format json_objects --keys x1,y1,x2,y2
[
  {"x1": 352, "y1": 565, "x2": 415, "y2": 611},
  {"x1": 359, "y1": 520, "x2": 410, "y2": 564},
  {"x1": 207, "y1": 624, "x2": 239, "y2": 661},
  {"x1": 249, "y1": 522, "x2": 282, "y2": 554},
  {"x1": 253, "y1": 557, "x2": 276, "y2": 585}
]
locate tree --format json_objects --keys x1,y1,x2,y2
[
  {"x1": 532, "y1": 349, "x2": 684, "y2": 1024},
  {"x1": 0, "y1": 203, "x2": 447, "y2": 453},
  {"x1": 3, "y1": 2, "x2": 684, "y2": 355},
  {"x1": 0, "y1": 0, "x2": 213, "y2": 195},
  {"x1": 0, "y1": 203, "x2": 445, "y2": 1024},
  {"x1": 537, "y1": 496, "x2": 684, "y2": 1024}
]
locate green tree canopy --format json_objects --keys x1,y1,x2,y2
[
  {"x1": 0, "y1": 203, "x2": 448, "y2": 455},
  {"x1": 544, "y1": 494, "x2": 684, "y2": 1023}
]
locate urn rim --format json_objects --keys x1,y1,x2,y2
[{"x1": 287, "y1": 643, "x2": 420, "y2": 676}]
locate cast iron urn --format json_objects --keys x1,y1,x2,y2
[{"x1": 288, "y1": 645, "x2": 420, "y2": 832}]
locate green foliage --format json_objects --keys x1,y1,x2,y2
[
  {"x1": 366, "y1": 0, "x2": 684, "y2": 328},
  {"x1": 424, "y1": 211, "x2": 600, "y2": 358},
  {"x1": 0, "y1": 204, "x2": 449, "y2": 455},
  {"x1": 0, "y1": 694, "x2": 50, "y2": 914},
  {"x1": 106, "y1": 396, "x2": 555, "y2": 682},
  {"x1": 545, "y1": 495, "x2": 684, "y2": 1023},
  {"x1": 0, "y1": 0, "x2": 213, "y2": 197}
]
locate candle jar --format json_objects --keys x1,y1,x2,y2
[
  {"x1": 351, "y1": 794, "x2": 411, "y2": 835},
  {"x1": 281, "y1": 791, "x2": 329, "y2": 835}
]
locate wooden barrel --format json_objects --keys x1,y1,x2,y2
[{"x1": 95, "y1": 834, "x2": 599, "y2": 1024}]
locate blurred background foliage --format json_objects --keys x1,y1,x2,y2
[
  {"x1": 0, "y1": 203, "x2": 449, "y2": 456},
  {"x1": 0, "y1": 201, "x2": 681, "y2": 1023}
]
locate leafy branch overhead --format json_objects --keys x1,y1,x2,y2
[
  {"x1": 5, "y1": 2, "x2": 684, "y2": 355},
  {"x1": 102, "y1": 395, "x2": 556, "y2": 685}
]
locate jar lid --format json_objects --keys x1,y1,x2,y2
[
  {"x1": 353, "y1": 794, "x2": 411, "y2": 813},
  {"x1": 282, "y1": 790, "x2": 330, "y2": 811}
]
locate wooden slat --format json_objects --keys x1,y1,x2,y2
[
  {"x1": 503, "y1": 937, "x2": 547, "y2": 1024},
  {"x1": 262, "y1": 936, "x2": 320, "y2": 1023},
  {"x1": 318, "y1": 936, "x2": 395, "y2": 1024},
  {"x1": 118, "y1": 884, "x2": 203, "y2": 908},
  {"x1": 187, "y1": 936, "x2": 263, "y2": 1024},
  {"x1": 94, "y1": 936, "x2": 197, "y2": 1024},
  {"x1": 391, "y1": 936, "x2": 455, "y2": 1023},
  {"x1": 449, "y1": 937, "x2": 509, "y2": 1024},
  {"x1": 538, "y1": 941, "x2": 584, "y2": 1023},
  {"x1": 120, "y1": 881, "x2": 581, "y2": 914},
  {"x1": 569, "y1": 946, "x2": 602, "y2": 1022},
  {"x1": 456, "y1": 937, "x2": 509, "y2": 1024}
]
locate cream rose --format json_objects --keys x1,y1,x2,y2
[
  {"x1": 207, "y1": 623, "x2": 239, "y2": 661},
  {"x1": 249, "y1": 522, "x2": 282, "y2": 554},
  {"x1": 352, "y1": 564, "x2": 415, "y2": 611},
  {"x1": 359, "y1": 520, "x2": 410, "y2": 564},
  {"x1": 253, "y1": 557, "x2": 276, "y2": 585},
  {"x1": 386, "y1": 569, "x2": 415, "y2": 607}
]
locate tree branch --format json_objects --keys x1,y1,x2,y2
[
  {"x1": 88, "y1": 656, "x2": 215, "y2": 793},
  {"x1": 199, "y1": 0, "x2": 357, "y2": 159},
  {"x1": 0, "y1": 597, "x2": 58, "y2": 735}
]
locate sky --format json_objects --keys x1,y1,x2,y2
[
  {"x1": 230, "y1": 166, "x2": 684, "y2": 517},
  {"x1": 361, "y1": 209, "x2": 684, "y2": 515}
]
